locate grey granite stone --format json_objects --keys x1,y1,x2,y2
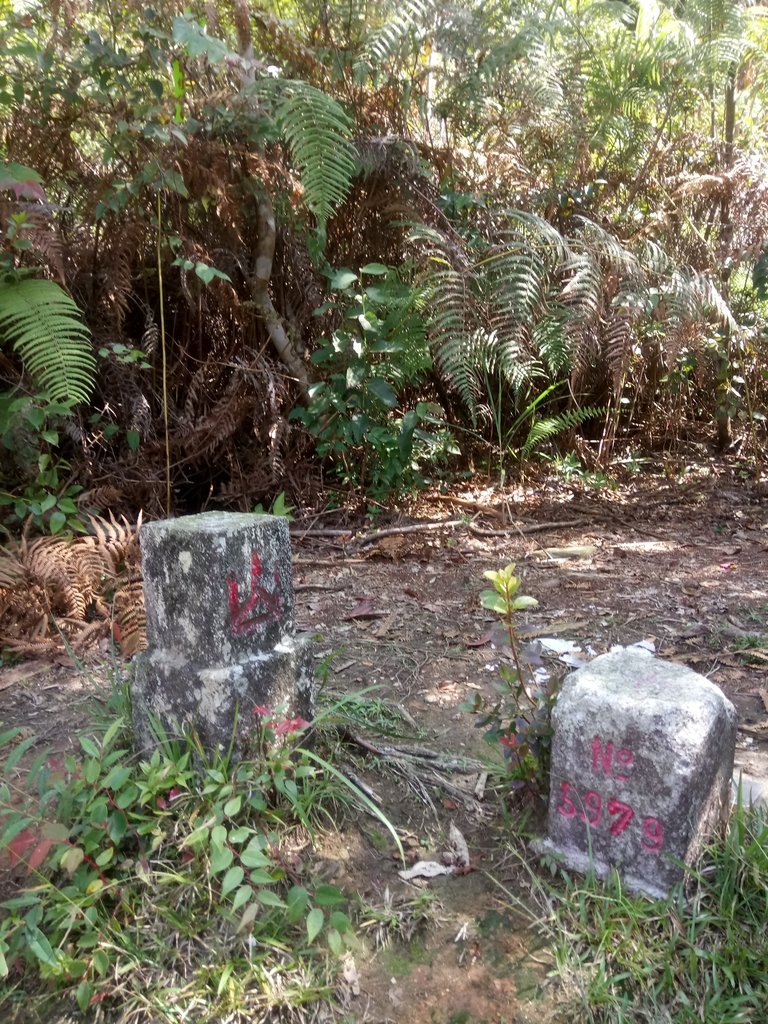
[
  {"x1": 534, "y1": 647, "x2": 737, "y2": 898},
  {"x1": 132, "y1": 512, "x2": 314, "y2": 756}
]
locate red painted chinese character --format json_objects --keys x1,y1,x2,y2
[{"x1": 227, "y1": 552, "x2": 283, "y2": 635}]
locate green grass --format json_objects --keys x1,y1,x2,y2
[{"x1": 545, "y1": 805, "x2": 768, "y2": 1023}]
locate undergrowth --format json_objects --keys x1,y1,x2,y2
[{"x1": 0, "y1": 695, "x2": 385, "y2": 1023}]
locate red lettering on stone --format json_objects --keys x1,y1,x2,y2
[
  {"x1": 614, "y1": 747, "x2": 634, "y2": 782},
  {"x1": 579, "y1": 790, "x2": 603, "y2": 826},
  {"x1": 607, "y1": 798, "x2": 634, "y2": 836},
  {"x1": 641, "y1": 817, "x2": 663, "y2": 852},
  {"x1": 591, "y1": 736, "x2": 635, "y2": 781},
  {"x1": 227, "y1": 552, "x2": 283, "y2": 636},
  {"x1": 557, "y1": 781, "x2": 577, "y2": 817},
  {"x1": 592, "y1": 736, "x2": 614, "y2": 775},
  {"x1": 557, "y1": 781, "x2": 665, "y2": 854}
]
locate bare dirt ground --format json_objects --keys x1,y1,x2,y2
[{"x1": 2, "y1": 470, "x2": 767, "y2": 1023}]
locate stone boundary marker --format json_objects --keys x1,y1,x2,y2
[
  {"x1": 133, "y1": 512, "x2": 313, "y2": 756},
  {"x1": 535, "y1": 647, "x2": 737, "y2": 899}
]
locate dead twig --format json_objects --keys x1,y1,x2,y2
[{"x1": 468, "y1": 518, "x2": 588, "y2": 538}]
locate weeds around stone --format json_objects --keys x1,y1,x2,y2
[
  {"x1": 0, "y1": 690, "x2": 400, "y2": 1023},
  {"x1": 534, "y1": 801, "x2": 768, "y2": 1022}
]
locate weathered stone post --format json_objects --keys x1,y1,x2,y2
[
  {"x1": 535, "y1": 647, "x2": 736, "y2": 898},
  {"x1": 132, "y1": 512, "x2": 313, "y2": 757}
]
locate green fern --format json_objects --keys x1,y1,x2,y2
[
  {"x1": 362, "y1": 0, "x2": 439, "y2": 67},
  {"x1": 522, "y1": 406, "x2": 605, "y2": 458},
  {"x1": 0, "y1": 278, "x2": 95, "y2": 404},
  {"x1": 274, "y1": 82, "x2": 359, "y2": 229}
]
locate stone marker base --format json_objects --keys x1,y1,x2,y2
[
  {"x1": 534, "y1": 647, "x2": 737, "y2": 899},
  {"x1": 133, "y1": 635, "x2": 314, "y2": 756}
]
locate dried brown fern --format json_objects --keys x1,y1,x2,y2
[
  {"x1": 111, "y1": 579, "x2": 147, "y2": 656},
  {"x1": 0, "y1": 514, "x2": 143, "y2": 654}
]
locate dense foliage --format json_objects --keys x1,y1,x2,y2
[{"x1": 1, "y1": 0, "x2": 768, "y2": 525}]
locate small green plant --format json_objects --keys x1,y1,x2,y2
[
  {"x1": 547, "y1": 452, "x2": 617, "y2": 491},
  {"x1": 0, "y1": 441, "x2": 85, "y2": 534},
  {"x1": 464, "y1": 564, "x2": 557, "y2": 795},
  {"x1": 356, "y1": 887, "x2": 438, "y2": 950},
  {"x1": 253, "y1": 491, "x2": 296, "y2": 520}
]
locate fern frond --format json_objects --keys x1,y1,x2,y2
[
  {"x1": 419, "y1": 251, "x2": 482, "y2": 413},
  {"x1": 362, "y1": 0, "x2": 439, "y2": 66},
  {"x1": 0, "y1": 279, "x2": 95, "y2": 404},
  {"x1": 577, "y1": 218, "x2": 642, "y2": 280},
  {"x1": 274, "y1": 82, "x2": 359, "y2": 228},
  {"x1": 605, "y1": 286, "x2": 645, "y2": 388},
  {"x1": 522, "y1": 406, "x2": 605, "y2": 457},
  {"x1": 533, "y1": 308, "x2": 571, "y2": 378},
  {"x1": 505, "y1": 211, "x2": 572, "y2": 263}
]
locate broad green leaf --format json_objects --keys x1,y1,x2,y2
[
  {"x1": 286, "y1": 885, "x2": 309, "y2": 923},
  {"x1": 248, "y1": 868, "x2": 276, "y2": 884},
  {"x1": 480, "y1": 590, "x2": 506, "y2": 614},
  {"x1": 61, "y1": 846, "x2": 85, "y2": 875},
  {"x1": 107, "y1": 810, "x2": 128, "y2": 844},
  {"x1": 241, "y1": 839, "x2": 271, "y2": 868},
  {"x1": 26, "y1": 926, "x2": 58, "y2": 967},
  {"x1": 4, "y1": 735, "x2": 39, "y2": 773},
  {"x1": 257, "y1": 889, "x2": 286, "y2": 908},
  {"x1": 92, "y1": 950, "x2": 110, "y2": 976},
  {"x1": 79, "y1": 736, "x2": 100, "y2": 758},
  {"x1": 76, "y1": 980, "x2": 94, "y2": 1014},
  {"x1": 84, "y1": 758, "x2": 100, "y2": 785},
  {"x1": 227, "y1": 826, "x2": 252, "y2": 844},
  {"x1": 360, "y1": 262, "x2": 389, "y2": 275},
  {"x1": 49, "y1": 510, "x2": 66, "y2": 534},
  {"x1": 306, "y1": 907, "x2": 324, "y2": 944},
  {"x1": 210, "y1": 844, "x2": 233, "y2": 875},
  {"x1": 223, "y1": 795, "x2": 242, "y2": 817},
  {"x1": 102, "y1": 764, "x2": 131, "y2": 791},
  {"x1": 327, "y1": 927, "x2": 344, "y2": 956},
  {"x1": 41, "y1": 822, "x2": 69, "y2": 842},
  {"x1": 221, "y1": 865, "x2": 244, "y2": 898},
  {"x1": 330, "y1": 910, "x2": 352, "y2": 932},
  {"x1": 172, "y1": 15, "x2": 229, "y2": 63},
  {"x1": 314, "y1": 884, "x2": 346, "y2": 907},
  {"x1": 232, "y1": 885, "x2": 253, "y2": 911},
  {"x1": 102, "y1": 717, "x2": 125, "y2": 749},
  {"x1": 367, "y1": 377, "x2": 397, "y2": 407},
  {"x1": 512, "y1": 595, "x2": 539, "y2": 610},
  {"x1": 329, "y1": 269, "x2": 358, "y2": 290}
]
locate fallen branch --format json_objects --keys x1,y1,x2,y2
[{"x1": 354, "y1": 520, "x2": 464, "y2": 547}]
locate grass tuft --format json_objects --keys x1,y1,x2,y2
[{"x1": 546, "y1": 804, "x2": 768, "y2": 1023}]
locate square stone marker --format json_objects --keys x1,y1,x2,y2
[
  {"x1": 535, "y1": 647, "x2": 736, "y2": 899},
  {"x1": 133, "y1": 512, "x2": 313, "y2": 756}
]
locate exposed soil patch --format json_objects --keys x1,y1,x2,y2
[{"x1": 2, "y1": 474, "x2": 767, "y2": 1022}]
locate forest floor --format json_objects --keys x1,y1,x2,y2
[{"x1": 1, "y1": 466, "x2": 767, "y2": 1023}]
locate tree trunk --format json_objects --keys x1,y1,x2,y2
[{"x1": 248, "y1": 193, "x2": 310, "y2": 400}]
